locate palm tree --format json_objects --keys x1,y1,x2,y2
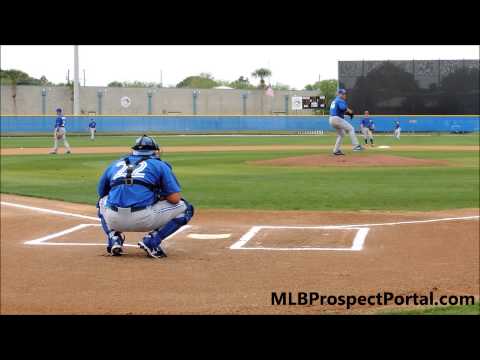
[{"x1": 251, "y1": 68, "x2": 272, "y2": 89}]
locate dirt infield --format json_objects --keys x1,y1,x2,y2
[
  {"x1": 249, "y1": 154, "x2": 450, "y2": 167},
  {"x1": 1, "y1": 145, "x2": 479, "y2": 156},
  {"x1": 1, "y1": 194, "x2": 478, "y2": 314}
]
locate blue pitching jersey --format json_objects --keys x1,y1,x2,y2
[
  {"x1": 395, "y1": 121, "x2": 400, "y2": 129},
  {"x1": 97, "y1": 155, "x2": 181, "y2": 208},
  {"x1": 89, "y1": 120, "x2": 96, "y2": 128},
  {"x1": 55, "y1": 116, "x2": 66, "y2": 128},
  {"x1": 329, "y1": 96, "x2": 348, "y2": 119},
  {"x1": 360, "y1": 118, "x2": 369, "y2": 128}
]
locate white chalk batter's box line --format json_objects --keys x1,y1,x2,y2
[
  {"x1": 23, "y1": 223, "x2": 191, "y2": 247},
  {"x1": 230, "y1": 226, "x2": 370, "y2": 251},
  {"x1": 2, "y1": 201, "x2": 479, "y2": 252}
]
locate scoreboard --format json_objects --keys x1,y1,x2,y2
[{"x1": 292, "y1": 95, "x2": 326, "y2": 110}]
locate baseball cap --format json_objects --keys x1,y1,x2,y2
[{"x1": 337, "y1": 89, "x2": 347, "y2": 95}]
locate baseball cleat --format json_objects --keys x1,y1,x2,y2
[
  {"x1": 352, "y1": 145, "x2": 364, "y2": 151},
  {"x1": 138, "y1": 241, "x2": 167, "y2": 259},
  {"x1": 49, "y1": 151, "x2": 57, "y2": 154},
  {"x1": 111, "y1": 243, "x2": 123, "y2": 256},
  {"x1": 107, "y1": 232, "x2": 125, "y2": 256},
  {"x1": 66, "y1": 150, "x2": 71, "y2": 154},
  {"x1": 333, "y1": 150, "x2": 346, "y2": 156}
]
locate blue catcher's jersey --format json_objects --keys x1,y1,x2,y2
[
  {"x1": 329, "y1": 96, "x2": 348, "y2": 118},
  {"x1": 89, "y1": 120, "x2": 96, "y2": 128},
  {"x1": 55, "y1": 116, "x2": 66, "y2": 128},
  {"x1": 97, "y1": 155, "x2": 181, "y2": 208}
]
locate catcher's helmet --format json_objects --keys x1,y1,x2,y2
[{"x1": 132, "y1": 134, "x2": 160, "y2": 151}]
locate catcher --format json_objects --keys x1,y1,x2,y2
[
  {"x1": 96, "y1": 135, "x2": 194, "y2": 259},
  {"x1": 50, "y1": 107, "x2": 72, "y2": 154},
  {"x1": 360, "y1": 111, "x2": 375, "y2": 147}
]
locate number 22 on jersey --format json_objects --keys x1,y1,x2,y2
[{"x1": 112, "y1": 161, "x2": 147, "y2": 180}]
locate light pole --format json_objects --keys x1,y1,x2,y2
[{"x1": 73, "y1": 45, "x2": 80, "y2": 115}]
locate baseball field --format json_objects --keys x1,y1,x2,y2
[{"x1": 1, "y1": 133, "x2": 479, "y2": 314}]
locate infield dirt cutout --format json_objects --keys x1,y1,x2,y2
[
  {"x1": 1, "y1": 194, "x2": 478, "y2": 315},
  {"x1": 249, "y1": 154, "x2": 450, "y2": 167}
]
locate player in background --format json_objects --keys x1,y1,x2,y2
[
  {"x1": 50, "y1": 107, "x2": 72, "y2": 154},
  {"x1": 88, "y1": 118, "x2": 96, "y2": 140},
  {"x1": 329, "y1": 89, "x2": 363, "y2": 155},
  {"x1": 394, "y1": 121, "x2": 401, "y2": 139},
  {"x1": 360, "y1": 111, "x2": 375, "y2": 147}
]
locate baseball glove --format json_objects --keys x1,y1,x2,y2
[
  {"x1": 55, "y1": 132, "x2": 62, "y2": 140},
  {"x1": 348, "y1": 112, "x2": 354, "y2": 119}
]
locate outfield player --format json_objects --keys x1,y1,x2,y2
[
  {"x1": 50, "y1": 107, "x2": 72, "y2": 154},
  {"x1": 97, "y1": 135, "x2": 195, "y2": 259},
  {"x1": 394, "y1": 121, "x2": 401, "y2": 139},
  {"x1": 329, "y1": 89, "x2": 363, "y2": 155},
  {"x1": 360, "y1": 111, "x2": 375, "y2": 146},
  {"x1": 88, "y1": 118, "x2": 96, "y2": 140}
]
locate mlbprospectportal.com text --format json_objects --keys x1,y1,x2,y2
[{"x1": 271, "y1": 291, "x2": 476, "y2": 310}]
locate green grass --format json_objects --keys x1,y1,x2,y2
[
  {"x1": 1, "y1": 133, "x2": 479, "y2": 148},
  {"x1": 378, "y1": 302, "x2": 480, "y2": 315},
  {"x1": 1, "y1": 148, "x2": 478, "y2": 211}
]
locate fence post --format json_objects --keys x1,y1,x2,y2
[
  {"x1": 242, "y1": 93, "x2": 248, "y2": 115},
  {"x1": 97, "y1": 90, "x2": 103, "y2": 115},
  {"x1": 147, "y1": 90, "x2": 153, "y2": 115},
  {"x1": 284, "y1": 95, "x2": 289, "y2": 115},
  {"x1": 192, "y1": 90, "x2": 199, "y2": 115},
  {"x1": 41, "y1": 88, "x2": 47, "y2": 115}
]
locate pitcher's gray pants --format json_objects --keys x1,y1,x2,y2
[{"x1": 329, "y1": 116, "x2": 359, "y2": 152}]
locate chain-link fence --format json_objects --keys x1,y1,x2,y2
[{"x1": 339, "y1": 59, "x2": 479, "y2": 114}]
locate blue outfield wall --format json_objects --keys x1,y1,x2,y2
[{"x1": 1, "y1": 115, "x2": 479, "y2": 133}]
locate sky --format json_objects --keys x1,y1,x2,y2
[{"x1": 1, "y1": 45, "x2": 478, "y2": 89}]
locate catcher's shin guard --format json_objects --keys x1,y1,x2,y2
[
  {"x1": 97, "y1": 208, "x2": 121, "y2": 253},
  {"x1": 148, "y1": 200, "x2": 194, "y2": 248}
]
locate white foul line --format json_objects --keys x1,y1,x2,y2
[
  {"x1": 1, "y1": 201, "x2": 100, "y2": 222},
  {"x1": 250, "y1": 215, "x2": 479, "y2": 230}
]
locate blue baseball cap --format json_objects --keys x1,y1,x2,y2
[
  {"x1": 337, "y1": 89, "x2": 347, "y2": 95},
  {"x1": 56, "y1": 107, "x2": 62, "y2": 113}
]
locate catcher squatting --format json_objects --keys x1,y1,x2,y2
[{"x1": 97, "y1": 135, "x2": 195, "y2": 259}]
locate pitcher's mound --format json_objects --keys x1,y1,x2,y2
[{"x1": 249, "y1": 154, "x2": 449, "y2": 167}]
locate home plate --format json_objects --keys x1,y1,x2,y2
[
  {"x1": 188, "y1": 234, "x2": 231, "y2": 239},
  {"x1": 377, "y1": 145, "x2": 391, "y2": 149}
]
